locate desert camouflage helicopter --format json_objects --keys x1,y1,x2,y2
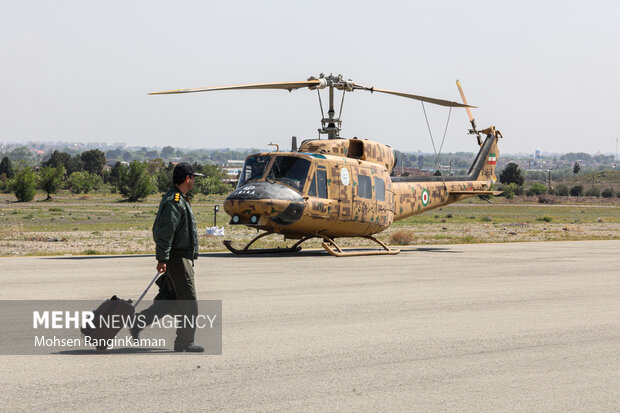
[{"x1": 150, "y1": 74, "x2": 502, "y2": 256}]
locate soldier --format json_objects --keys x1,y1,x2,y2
[{"x1": 131, "y1": 162, "x2": 205, "y2": 352}]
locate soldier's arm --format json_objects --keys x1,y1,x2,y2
[{"x1": 154, "y1": 201, "x2": 181, "y2": 263}]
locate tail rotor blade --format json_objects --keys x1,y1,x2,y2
[{"x1": 456, "y1": 80, "x2": 475, "y2": 122}]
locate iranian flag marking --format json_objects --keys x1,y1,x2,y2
[
  {"x1": 488, "y1": 153, "x2": 497, "y2": 165},
  {"x1": 421, "y1": 189, "x2": 430, "y2": 206}
]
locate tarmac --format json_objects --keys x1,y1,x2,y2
[{"x1": 1, "y1": 240, "x2": 619, "y2": 412}]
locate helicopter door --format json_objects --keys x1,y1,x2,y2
[
  {"x1": 373, "y1": 175, "x2": 390, "y2": 226},
  {"x1": 306, "y1": 165, "x2": 333, "y2": 219},
  {"x1": 335, "y1": 164, "x2": 353, "y2": 220}
]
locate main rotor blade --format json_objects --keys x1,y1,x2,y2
[
  {"x1": 149, "y1": 80, "x2": 323, "y2": 95},
  {"x1": 456, "y1": 80, "x2": 475, "y2": 121},
  {"x1": 354, "y1": 84, "x2": 475, "y2": 108}
]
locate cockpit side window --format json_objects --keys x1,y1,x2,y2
[
  {"x1": 238, "y1": 155, "x2": 271, "y2": 188},
  {"x1": 358, "y1": 174, "x2": 372, "y2": 199},
  {"x1": 308, "y1": 174, "x2": 317, "y2": 197},
  {"x1": 267, "y1": 156, "x2": 311, "y2": 192}
]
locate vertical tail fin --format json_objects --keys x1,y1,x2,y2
[{"x1": 477, "y1": 127, "x2": 501, "y2": 183}]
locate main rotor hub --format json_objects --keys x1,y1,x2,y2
[{"x1": 307, "y1": 73, "x2": 356, "y2": 139}]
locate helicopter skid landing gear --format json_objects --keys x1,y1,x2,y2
[
  {"x1": 320, "y1": 235, "x2": 400, "y2": 257},
  {"x1": 223, "y1": 232, "x2": 312, "y2": 255}
]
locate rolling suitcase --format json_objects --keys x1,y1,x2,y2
[{"x1": 81, "y1": 272, "x2": 161, "y2": 352}]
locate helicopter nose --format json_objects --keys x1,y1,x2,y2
[{"x1": 224, "y1": 181, "x2": 305, "y2": 226}]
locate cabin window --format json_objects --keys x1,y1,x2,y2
[
  {"x1": 238, "y1": 155, "x2": 271, "y2": 187},
  {"x1": 357, "y1": 174, "x2": 372, "y2": 199},
  {"x1": 316, "y1": 168, "x2": 328, "y2": 198},
  {"x1": 267, "y1": 156, "x2": 311, "y2": 192},
  {"x1": 374, "y1": 177, "x2": 385, "y2": 202},
  {"x1": 307, "y1": 167, "x2": 328, "y2": 198}
]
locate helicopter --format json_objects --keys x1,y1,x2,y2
[{"x1": 150, "y1": 74, "x2": 502, "y2": 256}]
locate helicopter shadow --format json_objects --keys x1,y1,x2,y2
[{"x1": 199, "y1": 246, "x2": 461, "y2": 259}]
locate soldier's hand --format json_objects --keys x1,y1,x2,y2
[{"x1": 156, "y1": 262, "x2": 167, "y2": 274}]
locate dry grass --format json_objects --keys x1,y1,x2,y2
[{"x1": 389, "y1": 230, "x2": 415, "y2": 245}]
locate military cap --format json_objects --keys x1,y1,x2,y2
[{"x1": 173, "y1": 162, "x2": 205, "y2": 180}]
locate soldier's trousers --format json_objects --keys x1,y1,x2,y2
[{"x1": 136, "y1": 256, "x2": 198, "y2": 346}]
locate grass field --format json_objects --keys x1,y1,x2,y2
[{"x1": 0, "y1": 191, "x2": 618, "y2": 256}]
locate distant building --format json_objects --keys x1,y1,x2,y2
[{"x1": 221, "y1": 160, "x2": 243, "y2": 184}]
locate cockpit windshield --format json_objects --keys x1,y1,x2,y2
[
  {"x1": 266, "y1": 156, "x2": 311, "y2": 192},
  {"x1": 237, "y1": 155, "x2": 271, "y2": 188}
]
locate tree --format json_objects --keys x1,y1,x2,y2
[
  {"x1": 66, "y1": 171, "x2": 102, "y2": 194},
  {"x1": 67, "y1": 155, "x2": 85, "y2": 175},
  {"x1": 190, "y1": 163, "x2": 232, "y2": 196},
  {"x1": 156, "y1": 167, "x2": 173, "y2": 192},
  {"x1": 573, "y1": 162, "x2": 581, "y2": 175},
  {"x1": 499, "y1": 162, "x2": 524, "y2": 186},
  {"x1": 146, "y1": 158, "x2": 165, "y2": 175},
  {"x1": 38, "y1": 165, "x2": 66, "y2": 199},
  {"x1": 42, "y1": 150, "x2": 71, "y2": 170},
  {"x1": 81, "y1": 149, "x2": 106, "y2": 176},
  {"x1": 107, "y1": 161, "x2": 126, "y2": 187},
  {"x1": 0, "y1": 156, "x2": 14, "y2": 179},
  {"x1": 118, "y1": 161, "x2": 156, "y2": 201},
  {"x1": 161, "y1": 146, "x2": 175, "y2": 158},
  {"x1": 11, "y1": 167, "x2": 37, "y2": 202}
]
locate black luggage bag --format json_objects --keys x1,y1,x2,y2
[{"x1": 81, "y1": 272, "x2": 160, "y2": 352}]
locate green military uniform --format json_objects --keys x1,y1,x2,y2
[{"x1": 137, "y1": 186, "x2": 200, "y2": 348}]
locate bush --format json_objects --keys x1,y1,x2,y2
[
  {"x1": 66, "y1": 171, "x2": 102, "y2": 194},
  {"x1": 584, "y1": 187, "x2": 600, "y2": 198},
  {"x1": 11, "y1": 167, "x2": 37, "y2": 202},
  {"x1": 570, "y1": 185, "x2": 584, "y2": 197},
  {"x1": 555, "y1": 184, "x2": 569, "y2": 196},
  {"x1": 601, "y1": 188, "x2": 614, "y2": 198},
  {"x1": 536, "y1": 216, "x2": 553, "y2": 222},
  {"x1": 526, "y1": 182, "x2": 548, "y2": 196},
  {"x1": 538, "y1": 194, "x2": 555, "y2": 204},
  {"x1": 390, "y1": 230, "x2": 414, "y2": 245},
  {"x1": 513, "y1": 185, "x2": 524, "y2": 196}
]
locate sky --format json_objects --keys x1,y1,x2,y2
[{"x1": 1, "y1": 0, "x2": 619, "y2": 155}]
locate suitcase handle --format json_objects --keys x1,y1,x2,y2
[{"x1": 134, "y1": 272, "x2": 162, "y2": 308}]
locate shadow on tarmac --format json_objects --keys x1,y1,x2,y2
[
  {"x1": 38, "y1": 247, "x2": 461, "y2": 261},
  {"x1": 199, "y1": 246, "x2": 462, "y2": 258},
  {"x1": 55, "y1": 347, "x2": 174, "y2": 355},
  {"x1": 42, "y1": 255, "x2": 154, "y2": 260}
]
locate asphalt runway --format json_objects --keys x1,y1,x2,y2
[{"x1": 1, "y1": 240, "x2": 619, "y2": 412}]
